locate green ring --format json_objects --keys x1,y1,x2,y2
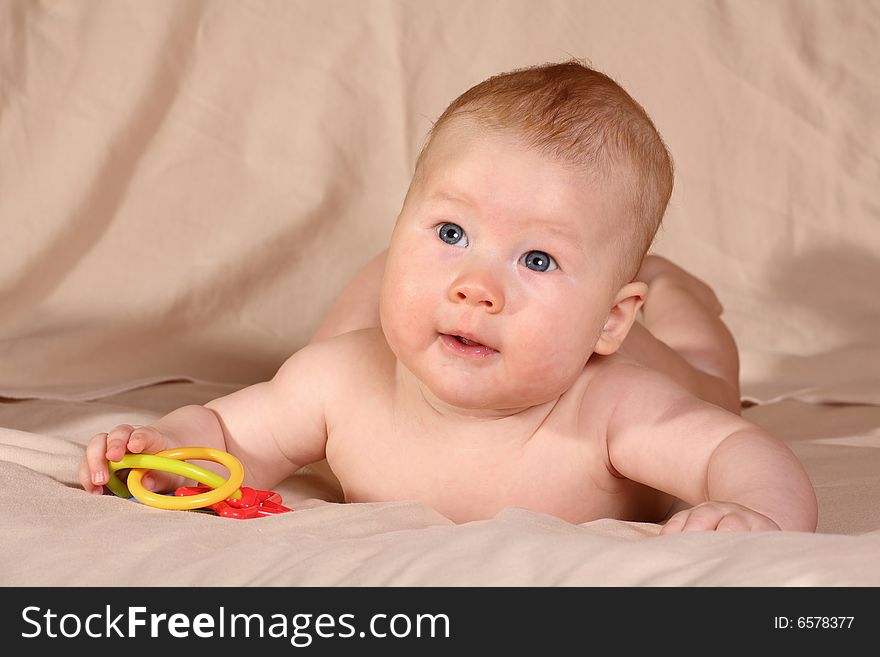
[{"x1": 106, "y1": 453, "x2": 229, "y2": 499}]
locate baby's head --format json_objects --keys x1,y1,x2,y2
[
  {"x1": 415, "y1": 60, "x2": 673, "y2": 284},
  {"x1": 380, "y1": 61, "x2": 674, "y2": 411}
]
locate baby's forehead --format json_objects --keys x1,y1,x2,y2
[{"x1": 418, "y1": 127, "x2": 628, "y2": 231}]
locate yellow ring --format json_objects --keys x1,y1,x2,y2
[{"x1": 124, "y1": 447, "x2": 244, "y2": 510}]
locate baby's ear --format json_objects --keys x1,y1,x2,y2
[{"x1": 594, "y1": 281, "x2": 648, "y2": 355}]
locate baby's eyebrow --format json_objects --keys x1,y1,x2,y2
[
  {"x1": 525, "y1": 218, "x2": 584, "y2": 253},
  {"x1": 427, "y1": 188, "x2": 585, "y2": 253},
  {"x1": 426, "y1": 189, "x2": 475, "y2": 206}
]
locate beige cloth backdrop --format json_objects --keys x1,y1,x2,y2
[
  {"x1": 1, "y1": 0, "x2": 879, "y2": 586},
  {"x1": 2, "y1": 0, "x2": 878, "y2": 402}
]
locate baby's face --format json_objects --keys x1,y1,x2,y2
[{"x1": 380, "y1": 123, "x2": 627, "y2": 411}]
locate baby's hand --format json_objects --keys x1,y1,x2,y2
[
  {"x1": 78, "y1": 424, "x2": 175, "y2": 495},
  {"x1": 659, "y1": 501, "x2": 781, "y2": 534}
]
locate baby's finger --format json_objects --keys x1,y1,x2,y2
[
  {"x1": 85, "y1": 433, "x2": 112, "y2": 490},
  {"x1": 78, "y1": 450, "x2": 104, "y2": 494},
  {"x1": 105, "y1": 424, "x2": 136, "y2": 460},
  {"x1": 139, "y1": 473, "x2": 163, "y2": 491},
  {"x1": 715, "y1": 513, "x2": 751, "y2": 532},
  {"x1": 718, "y1": 511, "x2": 780, "y2": 532},
  {"x1": 678, "y1": 505, "x2": 724, "y2": 532},
  {"x1": 659, "y1": 510, "x2": 690, "y2": 535},
  {"x1": 127, "y1": 426, "x2": 164, "y2": 454}
]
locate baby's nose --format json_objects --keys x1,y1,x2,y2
[{"x1": 448, "y1": 275, "x2": 504, "y2": 313}]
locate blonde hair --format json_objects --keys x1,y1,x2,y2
[{"x1": 415, "y1": 60, "x2": 674, "y2": 283}]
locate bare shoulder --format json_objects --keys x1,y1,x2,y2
[
  {"x1": 559, "y1": 355, "x2": 667, "y2": 458},
  {"x1": 581, "y1": 354, "x2": 752, "y2": 484},
  {"x1": 273, "y1": 327, "x2": 393, "y2": 392},
  {"x1": 555, "y1": 356, "x2": 679, "y2": 520},
  {"x1": 586, "y1": 354, "x2": 745, "y2": 430},
  {"x1": 310, "y1": 326, "x2": 394, "y2": 371},
  {"x1": 200, "y1": 329, "x2": 393, "y2": 486},
  {"x1": 229, "y1": 327, "x2": 392, "y2": 475},
  {"x1": 576, "y1": 355, "x2": 677, "y2": 425}
]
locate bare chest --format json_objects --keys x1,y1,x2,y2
[{"x1": 324, "y1": 391, "x2": 658, "y2": 524}]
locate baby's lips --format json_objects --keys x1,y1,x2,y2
[
  {"x1": 441, "y1": 330, "x2": 498, "y2": 351},
  {"x1": 439, "y1": 333, "x2": 500, "y2": 357}
]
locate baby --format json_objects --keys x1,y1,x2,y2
[{"x1": 79, "y1": 61, "x2": 818, "y2": 532}]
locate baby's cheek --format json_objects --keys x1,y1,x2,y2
[
  {"x1": 526, "y1": 318, "x2": 592, "y2": 371},
  {"x1": 391, "y1": 253, "x2": 435, "y2": 304},
  {"x1": 383, "y1": 287, "x2": 435, "y2": 353},
  {"x1": 509, "y1": 334, "x2": 570, "y2": 386}
]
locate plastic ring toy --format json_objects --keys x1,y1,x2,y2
[
  {"x1": 107, "y1": 447, "x2": 244, "y2": 510},
  {"x1": 106, "y1": 454, "x2": 226, "y2": 498}
]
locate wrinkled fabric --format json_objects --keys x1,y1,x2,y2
[
  {"x1": 1, "y1": 382, "x2": 879, "y2": 585},
  {"x1": 1, "y1": 0, "x2": 879, "y2": 586},
  {"x1": 2, "y1": 0, "x2": 878, "y2": 404}
]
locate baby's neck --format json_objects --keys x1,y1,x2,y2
[{"x1": 395, "y1": 361, "x2": 559, "y2": 426}]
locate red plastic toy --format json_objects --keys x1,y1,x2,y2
[{"x1": 176, "y1": 485, "x2": 292, "y2": 519}]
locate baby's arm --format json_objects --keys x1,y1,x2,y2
[
  {"x1": 79, "y1": 340, "x2": 331, "y2": 494},
  {"x1": 600, "y1": 363, "x2": 818, "y2": 533}
]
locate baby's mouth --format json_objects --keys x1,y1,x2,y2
[{"x1": 439, "y1": 333, "x2": 499, "y2": 358}]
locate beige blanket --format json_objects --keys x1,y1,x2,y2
[{"x1": 2, "y1": 0, "x2": 879, "y2": 585}]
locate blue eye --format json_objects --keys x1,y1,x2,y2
[
  {"x1": 437, "y1": 222, "x2": 468, "y2": 247},
  {"x1": 522, "y1": 250, "x2": 557, "y2": 272}
]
